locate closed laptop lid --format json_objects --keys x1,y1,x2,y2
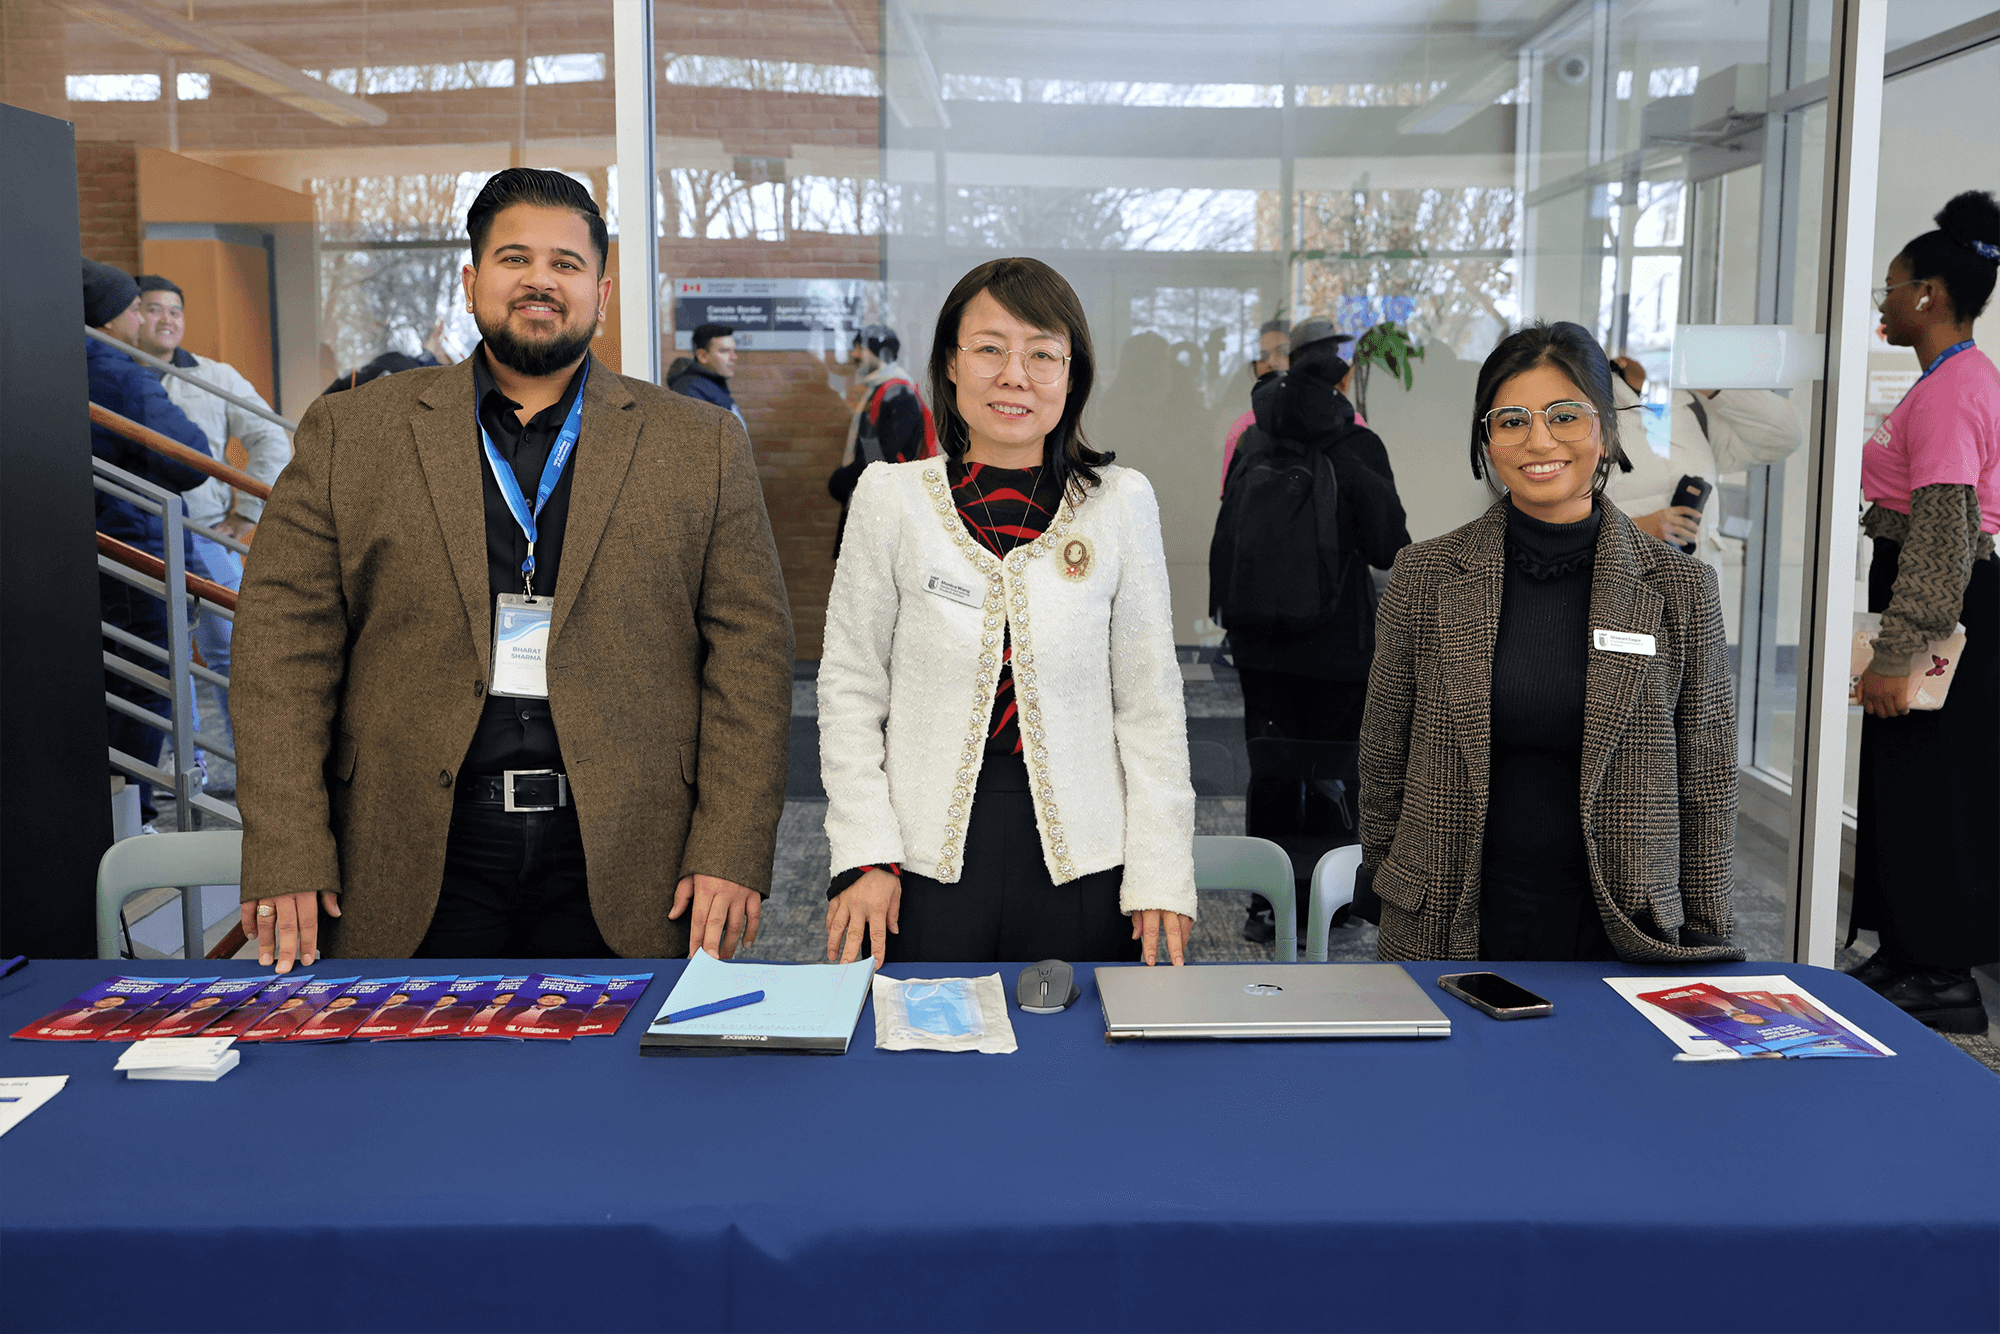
[{"x1": 1094, "y1": 963, "x2": 1451, "y2": 1039}]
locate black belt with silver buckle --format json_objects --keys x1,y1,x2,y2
[{"x1": 464, "y1": 769, "x2": 570, "y2": 811}]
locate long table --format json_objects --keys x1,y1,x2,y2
[{"x1": 2, "y1": 957, "x2": 1995, "y2": 1333}]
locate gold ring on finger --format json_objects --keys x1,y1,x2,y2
[{"x1": 257, "y1": 904, "x2": 275, "y2": 918}]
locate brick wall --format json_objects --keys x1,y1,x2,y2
[
  {"x1": 75, "y1": 141, "x2": 139, "y2": 274},
  {"x1": 26, "y1": 0, "x2": 882, "y2": 656}
]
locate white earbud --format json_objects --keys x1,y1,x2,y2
[{"x1": 1918, "y1": 294, "x2": 1930, "y2": 310}]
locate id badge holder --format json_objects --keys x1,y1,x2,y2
[{"x1": 490, "y1": 594, "x2": 553, "y2": 698}]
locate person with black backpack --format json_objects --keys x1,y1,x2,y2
[
  {"x1": 1210, "y1": 318, "x2": 1410, "y2": 941},
  {"x1": 827, "y1": 324, "x2": 937, "y2": 558},
  {"x1": 1212, "y1": 318, "x2": 1410, "y2": 740}
]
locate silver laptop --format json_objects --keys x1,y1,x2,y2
[{"x1": 1095, "y1": 963, "x2": 1451, "y2": 1040}]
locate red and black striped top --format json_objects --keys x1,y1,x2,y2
[{"x1": 952, "y1": 459, "x2": 1062, "y2": 759}]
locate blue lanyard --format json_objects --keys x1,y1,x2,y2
[
  {"x1": 479, "y1": 361, "x2": 588, "y2": 597},
  {"x1": 1918, "y1": 340, "x2": 1974, "y2": 382}
]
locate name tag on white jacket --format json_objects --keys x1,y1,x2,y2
[
  {"x1": 924, "y1": 572, "x2": 981, "y2": 607},
  {"x1": 1593, "y1": 628, "x2": 1657, "y2": 656}
]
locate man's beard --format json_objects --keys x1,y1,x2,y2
[{"x1": 478, "y1": 304, "x2": 597, "y2": 377}]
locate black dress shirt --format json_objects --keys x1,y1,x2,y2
[
  {"x1": 1479, "y1": 499, "x2": 1613, "y2": 961},
  {"x1": 461, "y1": 348, "x2": 586, "y2": 776}
]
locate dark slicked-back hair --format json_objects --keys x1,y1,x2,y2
[
  {"x1": 692, "y1": 322, "x2": 734, "y2": 352},
  {"x1": 136, "y1": 274, "x2": 184, "y2": 300},
  {"x1": 928, "y1": 256, "x2": 1112, "y2": 503},
  {"x1": 1899, "y1": 190, "x2": 1999, "y2": 322},
  {"x1": 1469, "y1": 320, "x2": 1631, "y2": 491},
  {"x1": 466, "y1": 168, "x2": 608, "y2": 273}
]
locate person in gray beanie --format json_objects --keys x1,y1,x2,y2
[{"x1": 83, "y1": 258, "x2": 214, "y2": 823}]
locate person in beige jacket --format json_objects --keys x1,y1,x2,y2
[{"x1": 232, "y1": 169, "x2": 792, "y2": 970}]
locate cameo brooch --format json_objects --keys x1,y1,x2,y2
[{"x1": 1058, "y1": 535, "x2": 1094, "y2": 582}]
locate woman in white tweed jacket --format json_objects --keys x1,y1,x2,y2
[{"x1": 818, "y1": 258, "x2": 1198, "y2": 967}]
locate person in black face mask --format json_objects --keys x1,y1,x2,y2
[{"x1": 1211, "y1": 319, "x2": 1411, "y2": 942}]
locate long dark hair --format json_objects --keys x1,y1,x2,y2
[
  {"x1": 927, "y1": 257, "x2": 1113, "y2": 503},
  {"x1": 1469, "y1": 320, "x2": 1631, "y2": 494},
  {"x1": 1899, "y1": 190, "x2": 1999, "y2": 322}
]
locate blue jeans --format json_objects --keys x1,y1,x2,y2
[{"x1": 190, "y1": 535, "x2": 241, "y2": 749}]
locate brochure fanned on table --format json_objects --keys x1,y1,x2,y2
[
  {"x1": 355, "y1": 975, "x2": 459, "y2": 1038},
  {"x1": 286, "y1": 977, "x2": 407, "y2": 1042},
  {"x1": 1606, "y1": 976, "x2": 1894, "y2": 1060},
  {"x1": 144, "y1": 976, "x2": 271, "y2": 1039},
  {"x1": 11, "y1": 977, "x2": 178, "y2": 1040},
  {"x1": 241, "y1": 977, "x2": 358, "y2": 1042},
  {"x1": 574, "y1": 974, "x2": 654, "y2": 1037},
  {"x1": 641, "y1": 952, "x2": 874, "y2": 1054},
  {"x1": 408, "y1": 975, "x2": 503, "y2": 1038},
  {"x1": 501, "y1": 974, "x2": 609, "y2": 1039},
  {"x1": 102, "y1": 977, "x2": 218, "y2": 1041},
  {"x1": 457, "y1": 975, "x2": 531, "y2": 1038},
  {"x1": 202, "y1": 975, "x2": 314, "y2": 1039}
]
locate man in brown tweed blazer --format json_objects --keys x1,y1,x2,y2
[{"x1": 232, "y1": 170, "x2": 792, "y2": 969}]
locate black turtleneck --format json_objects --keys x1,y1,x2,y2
[{"x1": 1479, "y1": 499, "x2": 1614, "y2": 962}]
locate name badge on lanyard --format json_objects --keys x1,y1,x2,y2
[{"x1": 483, "y1": 362, "x2": 588, "y2": 699}]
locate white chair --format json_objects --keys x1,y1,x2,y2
[
  {"x1": 1304, "y1": 844, "x2": 1363, "y2": 963},
  {"x1": 1193, "y1": 835, "x2": 1297, "y2": 962},
  {"x1": 96, "y1": 830, "x2": 243, "y2": 960}
]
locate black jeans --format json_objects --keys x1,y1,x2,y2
[
  {"x1": 413, "y1": 794, "x2": 610, "y2": 958},
  {"x1": 884, "y1": 750, "x2": 1140, "y2": 965},
  {"x1": 1237, "y1": 667, "x2": 1367, "y2": 744}
]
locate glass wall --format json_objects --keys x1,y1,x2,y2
[
  {"x1": 9, "y1": 0, "x2": 619, "y2": 418},
  {"x1": 23, "y1": 0, "x2": 1979, "y2": 961}
]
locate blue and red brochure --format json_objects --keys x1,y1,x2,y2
[
  {"x1": 355, "y1": 976, "x2": 459, "y2": 1039},
  {"x1": 203, "y1": 974, "x2": 316, "y2": 1039},
  {"x1": 102, "y1": 977, "x2": 218, "y2": 1041},
  {"x1": 241, "y1": 976, "x2": 359, "y2": 1042},
  {"x1": 575, "y1": 974, "x2": 654, "y2": 1037},
  {"x1": 1610, "y1": 976, "x2": 1894, "y2": 1059},
  {"x1": 500, "y1": 974, "x2": 609, "y2": 1039},
  {"x1": 145, "y1": 976, "x2": 273, "y2": 1039},
  {"x1": 457, "y1": 975, "x2": 532, "y2": 1038},
  {"x1": 407, "y1": 975, "x2": 504, "y2": 1038},
  {"x1": 11, "y1": 976, "x2": 180, "y2": 1040},
  {"x1": 13, "y1": 970, "x2": 653, "y2": 1044},
  {"x1": 286, "y1": 977, "x2": 408, "y2": 1042}
]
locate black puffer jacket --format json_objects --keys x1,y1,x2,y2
[{"x1": 1221, "y1": 361, "x2": 1411, "y2": 681}]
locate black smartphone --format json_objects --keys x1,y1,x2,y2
[
  {"x1": 1436, "y1": 972, "x2": 1554, "y2": 1019},
  {"x1": 1671, "y1": 474, "x2": 1713, "y2": 553}
]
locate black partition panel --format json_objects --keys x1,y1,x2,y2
[{"x1": 0, "y1": 105, "x2": 112, "y2": 957}]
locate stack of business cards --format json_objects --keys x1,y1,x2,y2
[{"x1": 115, "y1": 1036, "x2": 240, "y2": 1082}]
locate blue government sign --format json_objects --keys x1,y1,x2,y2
[{"x1": 672, "y1": 278, "x2": 874, "y2": 351}]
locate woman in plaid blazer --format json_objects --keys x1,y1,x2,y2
[{"x1": 1358, "y1": 322, "x2": 1743, "y2": 964}]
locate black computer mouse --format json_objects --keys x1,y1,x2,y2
[{"x1": 1017, "y1": 959, "x2": 1079, "y2": 1014}]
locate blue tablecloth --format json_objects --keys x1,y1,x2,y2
[{"x1": 2, "y1": 957, "x2": 1995, "y2": 1333}]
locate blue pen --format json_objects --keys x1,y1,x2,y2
[
  {"x1": 661, "y1": 990, "x2": 765, "y2": 1024},
  {"x1": 0, "y1": 956, "x2": 26, "y2": 980}
]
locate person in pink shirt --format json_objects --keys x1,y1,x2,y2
[{"x1": 1848, "y1": 190, "x2": 2000, "y2": 1033}]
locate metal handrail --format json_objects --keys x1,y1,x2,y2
[
  {"x1": 91, "y1": 402, "x2": 272, "y2": 502},
  {"x1": 96, "y1": 532, "x2": 238, "y2": 611},
  {"x1": 84, "y1": 326, "x2": 297, "y2": 434}
]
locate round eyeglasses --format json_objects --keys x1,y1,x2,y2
[
  {"x1": 1870, "y1": 279, "x2": 1922, "y2": 311},
  {"x1": 957, "y1": 343, "x2": 1071, "y2": 385},
  {"x1": 1483, "y1": 401, "x2": 1599, "y2": 448}
]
